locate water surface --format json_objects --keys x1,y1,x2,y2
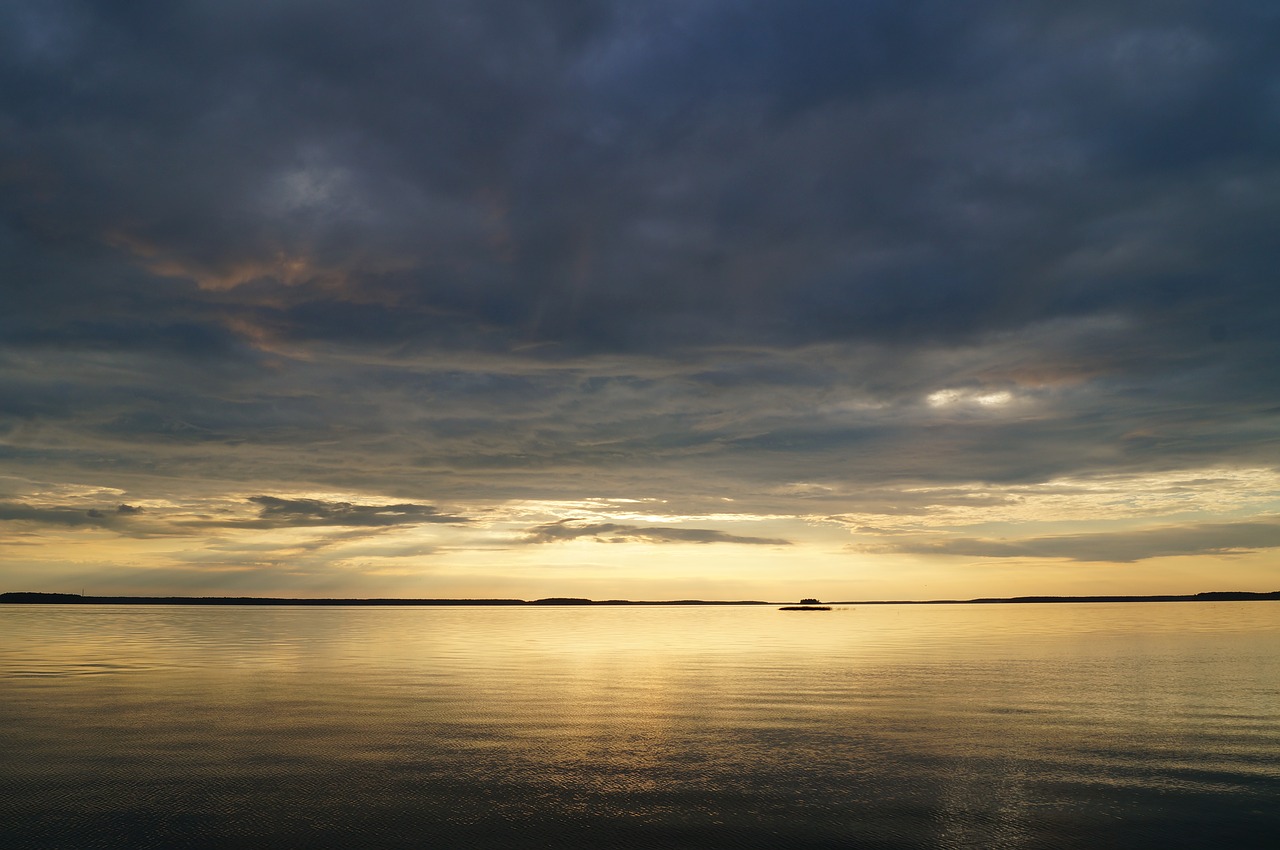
[{"x1": 2, "y1": 602, "x2": 1277, "y2": 848}]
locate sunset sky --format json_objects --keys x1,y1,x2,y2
[{"x1": 2, "y1": 1, "x2": 1278, "y2": 601}]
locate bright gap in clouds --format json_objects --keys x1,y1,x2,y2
[{"x1": 927, "y1": 389, "x2": 1015, "y2": 407}]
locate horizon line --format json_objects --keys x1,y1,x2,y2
[{"x1": 3, "y1": 590, "x2": 1278, "y2": 606}]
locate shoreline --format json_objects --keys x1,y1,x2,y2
[{"x1": 2, "y1": 591, "x2": 1277, "y2": 606}]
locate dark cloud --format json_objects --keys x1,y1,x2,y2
[
  {"x1": 524, "y1": 520, "x2": 790, "y2": 546},
  {"x1": 877, "y1": 518, "x2": 1280, "y2": 563},
  {"x1": 3, "y1": 1, "x2": 1276, "y2": 356},
  {"x1": 233, "y1": 496, "x2": 470, "y2": 529},
  {"x1": 0, "y1": 501, "x2": 140, "y2": 529}
]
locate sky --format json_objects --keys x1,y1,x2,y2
[{"x1": 2, "y1": 1, "x2": 1279, "y2": 601}]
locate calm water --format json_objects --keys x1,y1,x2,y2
[{"x1": 2, "y1": 602, "x2": 1277, "y2": 849}]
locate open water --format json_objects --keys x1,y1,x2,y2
[{"x1": 1, "y1": 602, "x2": 1277, "y2": 848}]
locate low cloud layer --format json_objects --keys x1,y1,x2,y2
[
  {"x1": 237, "y1": 496, "x2": 469, "y2": 529},
  {"x1": 877, "y1": 518, "x2": 1280, "y2": 563},
  {"x1": 0, "y1": 501, "x2": 144, "y2": 529},
  {"x1": 524, "y1": 520, "x2": 790, "y2": 547}
]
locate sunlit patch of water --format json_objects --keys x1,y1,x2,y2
[{"x1": 1, "y1": 602, "x2": 1277, "y2": 848}]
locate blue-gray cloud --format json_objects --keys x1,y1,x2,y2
[
  {"x1": 226, "y1": 496, "x2": 469, "y2": 529},
  {"x1": 4, "y1": 1, "x2": 1276, "y2": 353},
  {"x1": 0, "y1": 501, "x2": 145, "y2": 530}
]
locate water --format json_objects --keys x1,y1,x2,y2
[{"x1": 2, "y1": 602, "x2": 1277, "y2": 849}]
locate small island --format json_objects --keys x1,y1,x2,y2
[{"x1": 780, "y1": 598, "x2": 833, "y2": 611}]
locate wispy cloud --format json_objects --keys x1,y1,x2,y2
[
  {"x1": 874, "y1": 518, "x2": 1280, "y2": 563},
  {"x1": 523, "y1": 520, "x2": 790, "y2": 546}
]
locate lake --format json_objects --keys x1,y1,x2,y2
[{"x1": 2, "y1": 602, "x2": 1277, "y2": 848}]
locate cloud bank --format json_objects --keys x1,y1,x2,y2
[
  {"x1": 524, "y1": 520, "x2": 790, "y2": 547},
  {"x1": 874, "y1": 518, "x2": 1280, "y2": 563}
]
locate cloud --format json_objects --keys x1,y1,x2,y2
[
  {"x1": 170, "y1": 526, "x2": 428, "y2": 573},
  {"x1": 0, "y1": 500, "x2": 144, "y2": 530},
  {"x1": 4, "y1": 2, "x2": 1277, "y2": 360},
  {"x1": 0, "y1": 494, "x2": 466, "y2": 537},
  {"x1": 875, "y1": 517, "x2": 1280, "y2": 563},
  {"x1": 523, "y1": 519, "x2": 790, "y2": 546},
  {"x1": 227, "y1": 496, "x2": 470, "y2": 529}
]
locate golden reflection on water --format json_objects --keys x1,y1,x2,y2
[{"x1": 2, "y1": 602, "x2": 1279, "y2": 848}]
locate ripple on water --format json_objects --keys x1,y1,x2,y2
[
  {"x1": 1, "y1": 602, "x2": 1278, "y2": 849},
  {"x1": 4, "y1": 662, "x2": 156, "y2": 678}
]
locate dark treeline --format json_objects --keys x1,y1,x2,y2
[
  {"x1": 2, "y1": 591, "x2": 1277, "y2": 606},
  {"x1": 0, "y1": 592, "x2": 770, "y2": 606},
  {"x1": 851, "y1": 591, "x2": 1280, "y2": 604}
]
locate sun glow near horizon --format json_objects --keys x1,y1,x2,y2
[{"x1": 3, "y1": 462, "x2": 1278, "y2": 600}]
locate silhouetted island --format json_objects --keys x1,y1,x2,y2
[
  {"x1": 840, "y1": 591, "x2": 1280, "y2": 605},
  {"x1": 2, "y1": 591, "x2": 1277, "y2": 606}
]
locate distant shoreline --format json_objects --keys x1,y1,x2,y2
[{"x1": 2, "y1": 591, "x2": 1277, "y2": 606}]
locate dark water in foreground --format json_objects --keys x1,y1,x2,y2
[{"x1": 2, "y1": 603, "x2": 1277, "y2": 849}]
